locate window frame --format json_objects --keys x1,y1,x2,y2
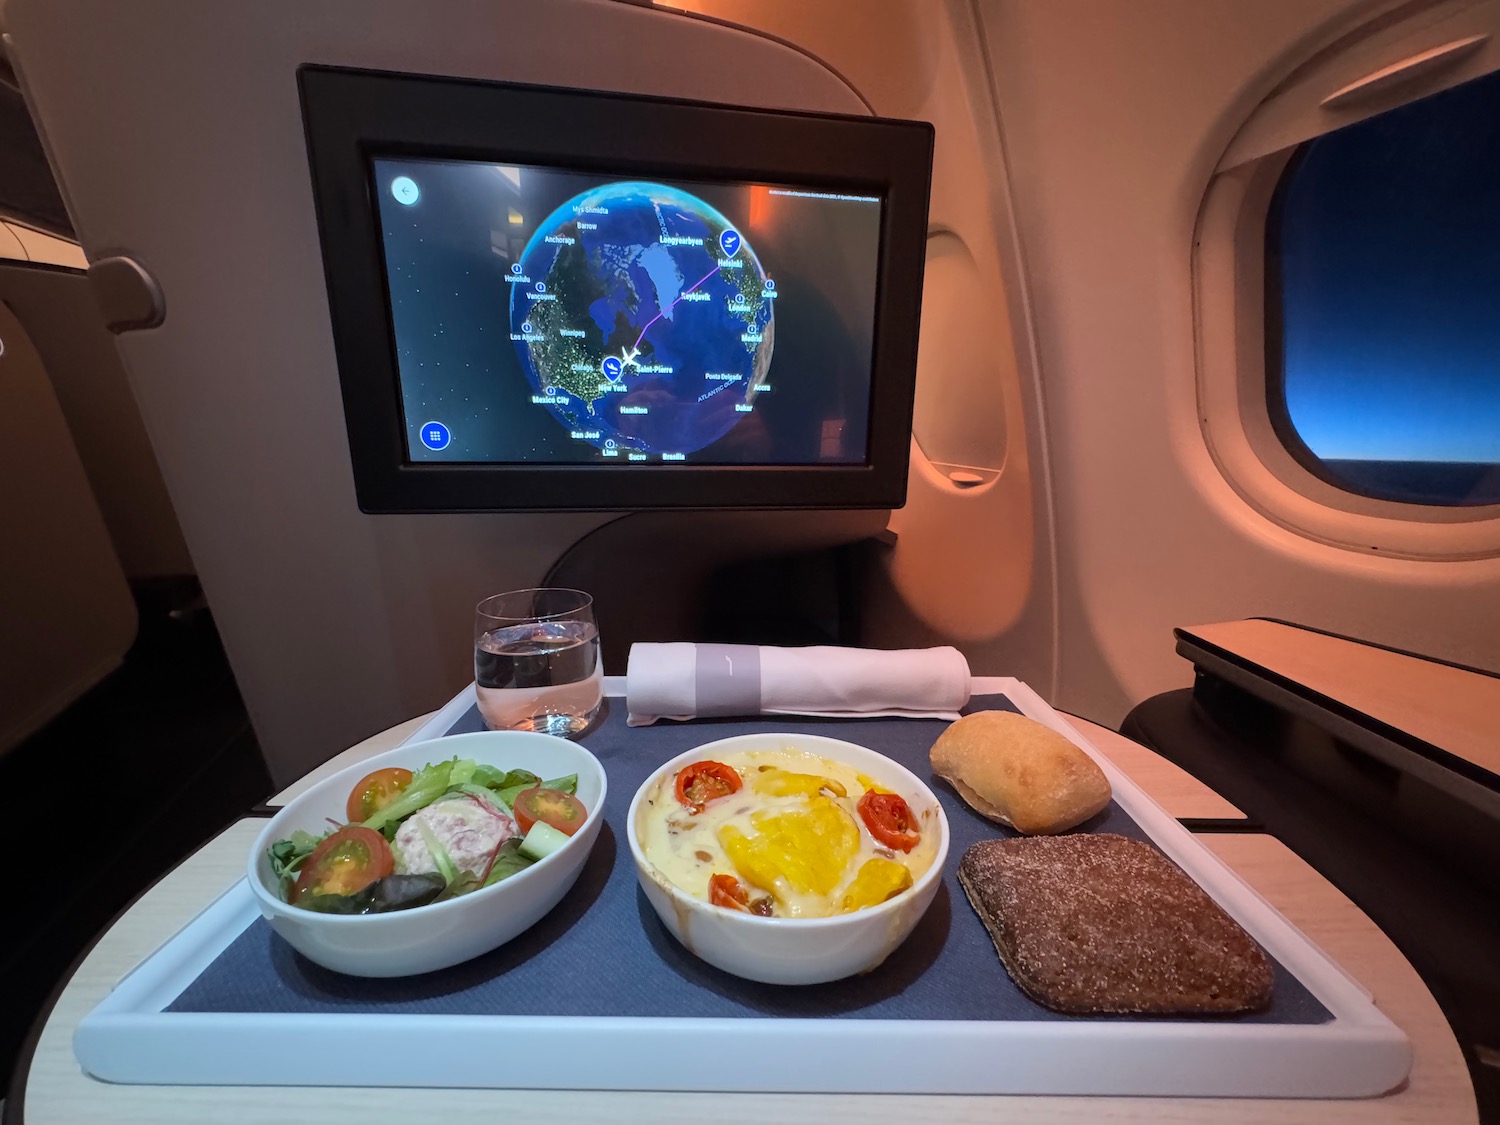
[{"x1": 1193, "y1": 9, "x2": 1500, "y2": 560}]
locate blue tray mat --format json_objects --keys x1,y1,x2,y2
[{"x1": 169, "y1": 696, "x2": 1331, "y2": 1024}]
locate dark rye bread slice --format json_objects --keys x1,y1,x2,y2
[{"x1": 957, "y1": 833, "x2": 1274, "y2": 1015}]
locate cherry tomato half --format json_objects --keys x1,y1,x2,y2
[
  {"x1": 857, "y1": 791, "x2": 921, "y2": 853},
  {"x1": 674, "y1": 760, "x2": 742, "y2": 813},
  {"x1": 346, "y1": 766, "x2": 414, "y2": 824},
  {"x1": 513, "y1": 787, "x2": 588, "y2": 836},
  {"x1": 709, "y1": 873, "x2": 751, "y2": 911},
  {"x1": 708, "y1": 873, "x2": 773, "y2": 916},
  {"x1": 291, "y1": 826, "x2": 394, "y2": 904}
]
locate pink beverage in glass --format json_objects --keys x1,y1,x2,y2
[{"x1": 474, "y1": 589, "x2": 602, "y2": 736}]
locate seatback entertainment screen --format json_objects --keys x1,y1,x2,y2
[
  {"x1": 375, "y1": 161, "x2": 882, "y2": 467},
  {"x1": 301, "y1": 66, "x2": 932, "y2": 511}
]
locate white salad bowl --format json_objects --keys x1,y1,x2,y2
[
  {"x1": 248, "y1": 730, "x2": 606, "y2": 977},
  {"x1": 627, "y1": 732, "x2": 948, "y2": 986}
]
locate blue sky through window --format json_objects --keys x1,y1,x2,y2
[{"x1": 1273, "y1": 68, "x2": 1500, "y2": 503}]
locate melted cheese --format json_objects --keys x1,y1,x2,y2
[{"x1": 637, "y1": 748, "x2": 939, "y2": 918}]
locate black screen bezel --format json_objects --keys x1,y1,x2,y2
[{"x1": 299, "y1": 65, "x2": 932, "y2": 512}]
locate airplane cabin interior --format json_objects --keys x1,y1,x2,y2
[{"x1": 0, "y1": 1, "x2": 1497, "y2": 1122}]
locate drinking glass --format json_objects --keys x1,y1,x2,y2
[{"x1": 474, "y1": 588, "x2": 602, "y2": 736}]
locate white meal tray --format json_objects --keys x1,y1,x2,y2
[{"x1": 73, "y1": 677, "x2": 1412, "y2": 1096}]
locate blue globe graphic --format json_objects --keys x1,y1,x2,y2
[{"x1": 509, "y1": 181, "x2": 774, "y2": 455}]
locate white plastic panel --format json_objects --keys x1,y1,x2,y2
[
  {"x1": 673, "y1": 0, "x2": 1055, "y2": 693},
  {"x1": 912, "y1": 230, "x2": 1008, "y2": 477},
  {"x1": 0, "y1": 299, "x2": 135, "y2": 754},
  {"x1": 0, "y1": 263, "x2": 192, "y2": 576},
  {"x1": 1218, "y1": 0, "x2": 1500, "y2": 172},
  {"x1": 974, "y1": 0, "x2": 1500, "y2": 723}
]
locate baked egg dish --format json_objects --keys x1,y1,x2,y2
[{"x1": 635, "y1": 746, "x2": 940, "y2": 918}]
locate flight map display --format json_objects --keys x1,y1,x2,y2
[{"x1": 372, "y1": 158, "x2": 883, "y2": 466}]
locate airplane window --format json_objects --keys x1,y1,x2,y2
[{"x1": 1266, "y1": 68, "x2": 1500, "y2": 506}]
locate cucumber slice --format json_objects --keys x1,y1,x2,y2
[
  {"x1": 415, "y1": 818, "x2": 459, "y2": 886},
  {"x1": 519, "y1": 821, "x2": 571, "y2": 861}
]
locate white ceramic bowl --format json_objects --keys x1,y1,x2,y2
[
  {"x1": 627, "y1": 732, "x2": 948, "y2": 985},
  {"x1": 248, "y1": 730, "x2": 606, "y2": 977}
]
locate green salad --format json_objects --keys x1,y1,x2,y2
[{"x1": 267, "y1": 757, "x2": 589, "y2": 914}]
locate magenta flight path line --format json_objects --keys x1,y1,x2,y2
[{"x1": 630, "y1": 265, "x2": 724, "y2": 353}]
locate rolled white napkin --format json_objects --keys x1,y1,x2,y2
[{"x1": 625, "y1": 642, "x2": 971, "y2": 726}]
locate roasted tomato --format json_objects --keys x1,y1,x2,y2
[
  {"x1": 708, "y1": 873, "x2": 772, "y2": 916},
  {"x1": 709, "y1": 872, "x2": 751, "y2": 911},
  {"x1": 291, "y1": 826, "x2": 394, "y2": 903},
  {"x1": 674, "y1": 760, "x2": 742, "y2": 812},
  {"x1": 513, "y1": 786, "x2": 588, "y2": 836},
  {"x1": 346, "y1": 767, "x2": 414, "y2": 823},
  {"x1": 857, "y1": 790, "x2": 921, "y2": 853}
]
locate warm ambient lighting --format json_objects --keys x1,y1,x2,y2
[
  {"x1": 749, "y1": 184, "x2": 771, "y2": 227},
  {"x1": 508, "y1": 208, "x2": 524, "y2": 225}
]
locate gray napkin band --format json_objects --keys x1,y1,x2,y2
[{"x1": 695, "y1": 644, "x2": 762, "y2": 717}]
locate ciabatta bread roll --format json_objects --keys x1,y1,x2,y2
[{"x1": 930, "y1": 711, "x2": 1111, "y2": 834}]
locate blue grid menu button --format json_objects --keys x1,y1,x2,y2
[{"x1": 418, "y1": 420, "x2": 451, "y2": 451}]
